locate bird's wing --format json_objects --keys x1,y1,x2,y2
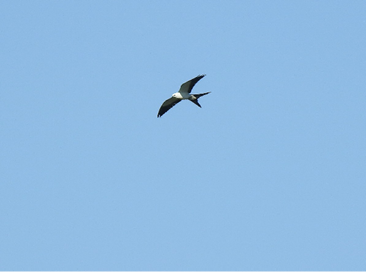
[
  {"x1": 157, "y1": 97, "x2": 181, "y2": 117},
  {"x1": 178, "y1": 74, "x2": 206, "y2": 94}
]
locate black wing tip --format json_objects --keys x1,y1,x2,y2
[{"x1": 190, "y1": 74, "x2": 206, "y2": 80}]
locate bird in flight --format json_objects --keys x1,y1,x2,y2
[{"x1": 157, "y1": 74, "x2": 210, "y2": 117}]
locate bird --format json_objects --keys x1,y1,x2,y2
[{"x1": 157, "y1": 74, "x2": 210, "y2": 117}]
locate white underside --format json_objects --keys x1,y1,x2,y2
[{"x1": 173, "y1": 92, "x2": 192, "y2": 100}]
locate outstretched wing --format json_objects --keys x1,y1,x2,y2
[
  {"x1": 178, "y1": 74, "x2": 206, "y2": 94},
  {"x1": 157, "y1": 97, "x2": 181, "y2": 117}
]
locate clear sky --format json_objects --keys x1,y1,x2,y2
[{"x1": 1, "y1": 0, "x2": 365, "y2": 270}]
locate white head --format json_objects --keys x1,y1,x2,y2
[{"x1": 172, "y1": 92, "x2": 181, "y2": 98}]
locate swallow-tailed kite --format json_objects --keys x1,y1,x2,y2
[{"x1": 157, "y1": 74, "x2": 210, "y2": 117}]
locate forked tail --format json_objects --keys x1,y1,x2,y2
[
  {"x1": 192, "y1": 92, "x2": 210, "y2": 99},
  {"x1": 190, "y1": 92, "x2": 211, "y2": 108}
]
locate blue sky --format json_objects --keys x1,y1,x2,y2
[{"x1": 1, "y1": 0, "x2": 365, "y2": 270}]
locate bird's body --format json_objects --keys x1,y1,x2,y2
[
  {"x1": 157, "y1": 75, "x2": 210, "y2": 117},
  {"x1": 172, "y1": 92, "x2": 188, "y2": 99}
]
